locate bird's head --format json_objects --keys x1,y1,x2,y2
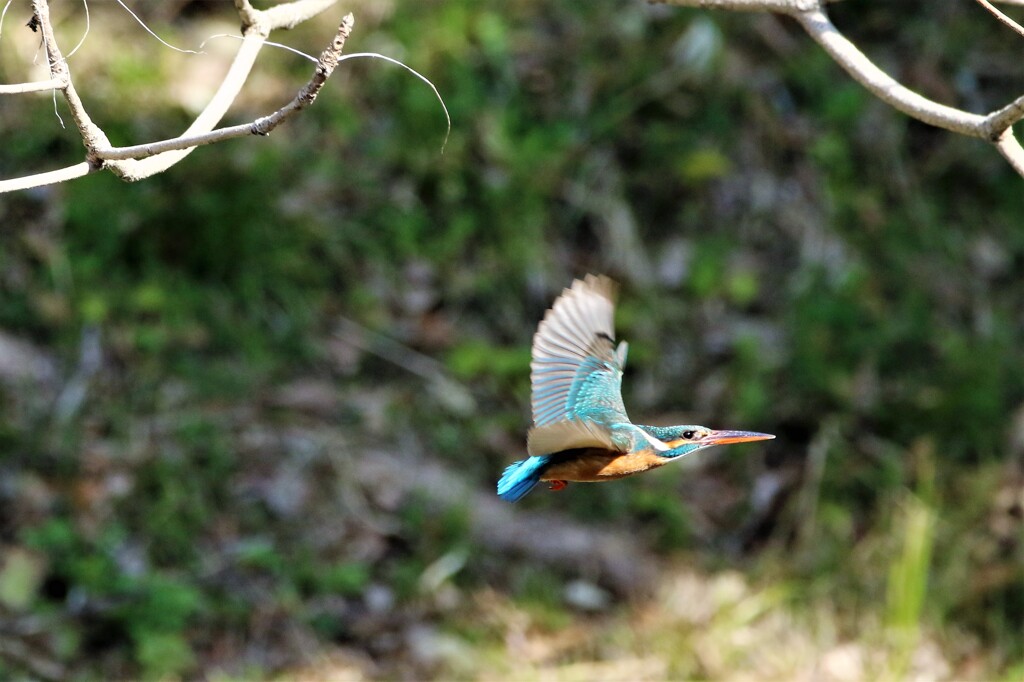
[{"x1": 642, "y1": 424, "x2": 775, "y2": 459}]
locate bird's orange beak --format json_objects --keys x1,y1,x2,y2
[{"x1": 702, "y1": 429, "x2": 775, "y2": 446}]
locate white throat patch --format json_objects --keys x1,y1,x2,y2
[{"x1": 639, "y1": 429, "x2": 670, "y2": 452}]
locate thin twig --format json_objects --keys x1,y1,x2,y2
[
  {"x1": 104, "y1": 0, "x2": 339, "y2": 181},
  {"x1": 2, "y1": 0, "x2": 450, "y2": 192},
  {"x1": 95, "y1": 14, "x2": 356, "y2": 162},
  {"x1": 0, "y1": 0, "x2": 353, "y2": 192},
  {"x1": 113, "y1": 0, "x2": 197, "y2": 54},
  {"x1": 976, "y1": 0, "x2": 1024, "y2": 37},
  {"x1": 63, "y1": 0, "x2": 91, "y2": 60},
  {"x1": 32, "y1": 0, "x2": 111, "y2": 155},
  {"x1": 0, "y1": 0, "x2": 16, "y2": 43},
  {"x1": 199, "y1": 33, "x2": 319, "y2": 63}
]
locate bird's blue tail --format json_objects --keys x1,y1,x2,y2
[{"x1": 497, "y1": 456, "x2": 550, "y2": 502}]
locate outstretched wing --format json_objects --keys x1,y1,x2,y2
[{"x1": 527, "y1": 275, "x2": 630, "y2": 457}]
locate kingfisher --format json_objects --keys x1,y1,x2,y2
[{"x1": 497, "y1": 275, "x2": 774, "y2": 502}]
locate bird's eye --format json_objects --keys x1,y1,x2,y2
[{"x1": 682, "y1": 430, "x2": 696, "y2": 439}]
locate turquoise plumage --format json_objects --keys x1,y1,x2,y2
[{"x1": 498, "y1": 275, "x2": 774, "y2": 502}]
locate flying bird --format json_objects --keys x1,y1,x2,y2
[{"x1": 497, "y1": 275, "x2": 774, "y2": 502}]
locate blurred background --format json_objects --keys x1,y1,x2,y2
[{"x1": 1, "y1": 0, "x2": 1023, "y2": 679}]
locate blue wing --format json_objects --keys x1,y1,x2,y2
[{"x1": 527, "y1": 275, "x2": 630, "y2": 457}]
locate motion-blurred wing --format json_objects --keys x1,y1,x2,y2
[{"x1": 527, "y1": 275, "x2": 630, "y2": 457}]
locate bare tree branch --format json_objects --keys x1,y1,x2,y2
[
  {"x1": 977, "y1": 0, "x2": 1024, "y2": 38},
  {"x1": 793, "y1": 8, "x2": 988, "y2": 136},
  {"x1": 0, "y1": 0, "x2": 351, "y2": 193},
  {"x1": 654, "y1": 0, "x2": 1024, "y2": 176},
  {"x1": 0, "y1": 163, "x2": 93, "y2": 194},
  {"x1": 95, "y1": 14, "x2": 355, "y2": 163},
  {"x1": 0, "y1": 78, "x2": 65, "y2": 94},
  {"x1": 105, "y1": 0, "x2": 341, "y2": 182},
  {"x1": 32, "y1": 0, "x2": 112, "y2": 154}
]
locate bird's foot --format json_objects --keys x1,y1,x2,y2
[{"x1": 548, "y1": 480, "x2": 568, "y2": 491}]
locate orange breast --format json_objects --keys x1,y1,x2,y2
[{"x1": 540, "y1": 448, "x2": 667, "y2": 482}]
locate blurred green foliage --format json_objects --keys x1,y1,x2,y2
[{"x1": 1, "y1": 0, "x2": 1024, "y2": 679}]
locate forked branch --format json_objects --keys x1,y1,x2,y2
[
  {"x1": 654, "y1": 0, "x2": 1024, "y2": 176},
  {"x1": 95, "y1": 13, "x2": 354, "y2": 163},
  {"x1": 0, "y1": 0, "x2": 351, "y2": 193}
]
